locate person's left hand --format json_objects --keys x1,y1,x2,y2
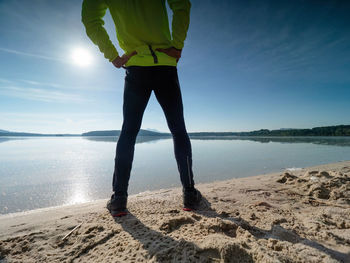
[{"x1": 156, "y1": 47, "x2": 182, "y2": 62}]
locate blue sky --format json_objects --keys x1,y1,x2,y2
[{"x1": 0, "y1": 0, "x2": 349, "y2": 134}]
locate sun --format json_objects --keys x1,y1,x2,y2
[{"x1": 71, "y1": 47, "x2": 92, "y2": 67}]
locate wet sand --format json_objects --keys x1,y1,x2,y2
[{"x1": 1, "y1": 161, "x2": 349, "y2": 262}]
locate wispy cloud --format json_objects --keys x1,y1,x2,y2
[
  {"x1": 0, "y1": 78, "x2": 116, "y2": 92},
  {"x1": 20, "y1": 79, "x2": 116, "y2": 92},
  {"x1": 0, "y1": 112, "x2": 122, "y2": 134},
  {"x1": 20, "y1": 79, "x2": 63, "y2": 89},
  {"x1": 0, "y1": 47, "x2": 65, "y2": 63},
  {"x1": 0, "y1": 78, "x2": 14, "y2": 84},
  {"x1": 0, "y1": 85, "x2": 89, "y2": 103},
  {"x1": 189, "y1": 0, "x2": 350, "y2": 81}
]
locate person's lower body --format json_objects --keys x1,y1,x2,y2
[{"x1": 108, "y1": 66, "x2": 201, "y2": 216}]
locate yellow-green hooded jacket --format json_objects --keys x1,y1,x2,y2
[{"x1": 81, "y1": 0, "x2": 191, "y2": 67}]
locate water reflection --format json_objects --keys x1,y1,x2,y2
[
  {"x1": 84, "y1": 135, "x2": 350, "y2": 147},
  {"x1": 83, "y1": 135, "x2": 170, "y2": 144},
  {"x1": 190, "y1": 136, "x2": 350, "y2": 147},
  {"x1": 68, "y1": 183, "x2": 89, "y2": 205},
  {"x1": 0, "y1": 137, "x2": 30, "y2": 144},
  {"x1": 1, "y1": 136, "x2": 350, "y2": 147}
]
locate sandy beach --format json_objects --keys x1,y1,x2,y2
[{"x1": 0, "y1": 161, "x2": 349, "y2": 263}]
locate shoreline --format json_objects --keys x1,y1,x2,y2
[{"x1": 1, "y1": 160, "x2": 349, "y2": 262}]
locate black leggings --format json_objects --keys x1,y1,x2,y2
[{"x1": 113, "y1": 66, "x2": 194, "y2": 196}]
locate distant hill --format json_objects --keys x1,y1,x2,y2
[
  {"x1": 82, "y1": 129, "x2": 169, "y2": 137},
  {"x1": 83, "y1": 125, "x2": 350, "y2": 137},
  {"x1": 0, "y1": 131, "x2": 45, "y2": 136},
  {"x1": 0, "y1": 130, "x2": 79, "y2": 137},
  {"x1": 189, "y1": 125, "x2": 350, "y2": 137}
]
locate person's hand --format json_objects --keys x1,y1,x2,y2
[
  {"x1": 156, "y1": 47, "x2": 182, "y2": 62},
  {"x1": 112, "y1": 51, "x2": 137, "y2": 68}
]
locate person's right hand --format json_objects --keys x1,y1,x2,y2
[
  {"x1": 112, "y1": 51, "x2": 137, "y2": 68},
  {"x1": 156, "y1": 47, "x2": 182, "y2": 62}
]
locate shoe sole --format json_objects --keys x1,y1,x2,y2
[
  {"x1": 183, "y1": 190, "x2": 202, "y2": 212},
  {"x1": 111, "y1": 212, "x2": 128, "y2": 217},
  {"x1": 110, "y1": 210, "x2": 128, "y2": 217},
  {"x1": 107, "y1": 204, "x2": 128, "y2": 217},
  {"x1": 183, "y1": 198, "x2": 202, "y2": 212}
]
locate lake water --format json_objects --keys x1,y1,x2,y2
[{"x1": 1, "y1": 136, "x2": 350, "y2": 214}]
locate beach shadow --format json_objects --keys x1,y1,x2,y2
[
  {"x1": 114, "y1": 213, "x2": 198, "y2": 262},
  {"x1": 195, "y1": 197, "x2": 350, "y2": 263},
  {"x1": 110, "y1": 196, "x2": 349, "y2": 262},
  {"x1": 113, "y1": 212, "x2": 254, "y2": 262}
]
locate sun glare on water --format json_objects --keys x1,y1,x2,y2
[{"x1": 71, "y1": 47, "x2": 92, "y2": 67}]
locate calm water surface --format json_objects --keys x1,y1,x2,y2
[{"x1": 1, "y1": 136, "x2": 350, "y2": 214}]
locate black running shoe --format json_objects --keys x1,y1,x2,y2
[
  {"x1": 107, "y1": 194, "x2": 128, "y2": 217},
  {"x1": 183, "y1": 188, "x2": 202, "y2": 211}
]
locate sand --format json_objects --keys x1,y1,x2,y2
[{"x1": 0, "y1": 161, "x2": 349, "y2": 263}]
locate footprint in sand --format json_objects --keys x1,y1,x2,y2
[
  {"x1": 84, "y1": 225, "x2": 105, "y2": 235},
  {"x1": 197, "y1": 234, "x2": 254, "y2": 263},
  {"x1": 276, "y1": 172, "x2": 297, "y2": 184},
  {"x1": 341, "y1": 166, "x2": 350, "y2": 172},
  {"x1": 200, "y1": 218, "x2": 238, "y2": 238},
  {"x1": 270, "y1": 225, "x2": 300, "y2": 244},
  {"x1": 10, "y1": 223, "x2": 26, "y2": 228},
  {"x1": 159, "y1": 216, "x2": 194, "y2": 233}
]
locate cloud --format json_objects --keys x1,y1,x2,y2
[
  {"x1": 20, "y1": 79, "x2": 115, "y2": 91},
  {"x1": 0, "y1": 85, "x2": 89, "y2": 103},
  {"x1": 0, "y1": 78, "x2": 14, "y2": 84},
  {"x1": 20, "y1": 79, "x2": 62, "y2": 88},
  {"x1": 0, "y1": 78, "x2": 115, "y2": 92},
  {"x1": 188, "y1": 0, "x2": 350, "y2": 81},
  {"x1": 0, "y1": 47, "x2": 65, "y2": 63},
  {"x1": 0, "y1": 112, "x2": 122, "y2": 134}
]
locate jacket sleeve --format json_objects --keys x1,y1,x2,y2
[
  {"x1": 81, "y1": 0, "x2": 119, "y2": 62},
  {"x1": 167, "y1": 0, "x2": 191, "y2": 50}
]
